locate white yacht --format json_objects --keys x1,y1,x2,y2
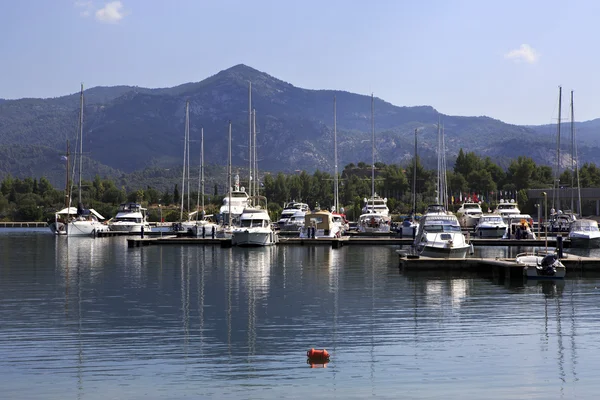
[
  {"x1": 358, "y1": 212, "x2": 391, "y2": 233},
  {"x1": 503, "y1": 214, "x2": 536, "y2": 239},
  {"x1": 494, "y1": 200, "x2": 521, "y2": 218},
  {"x1": 456, "y1": 201, "x2": 483, "y2": 228},
  {"x1": 568, "y1": 219, "x2": 600, "y2": 248},
  {"x1": 188, "y1": 212, "x2": 220, "y2": 238},
  {"x1": 361, "y1": 194, "x2": 390, "y2": 216},
  {"x1": 300, "y1": 210, "x2": 344, "y2": 239},
  {"x1": 231, "y1": 196, "x2": 278, "y2": 246},
  {"x1": 108, "y1": 203, "x2": 151, "y2": 233},
  {"x1": 49, "y1": 85, "x2": 109, "y2": 237},
  {"x1": 413, "y1": 212, "x2": 471, "y2": 258},
  {"x1": 474, "y1": 214, "x2": 507, "y2": 238},
  {"x1": 277, "y1": 201, "x2": 310, "y2": 232},
  {"x1": 50, "y1": 204, "x2": 109, "y2": 236},
  {"x1": 219, "y1": 174, "x2": 250, "y2": 225}
]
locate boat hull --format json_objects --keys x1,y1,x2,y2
[
  {"x1": 108, "y1": 222, "x2": 151, "y2": 233},
  {"x1": 474, "y1": 226, "x2": 506, "y2": 238},
  {"x1": 523, "y1": 266, "x2": 566, "y2": 279},
  {"x1": 568, "y1": 235, "x2": 600, "y2": 248},
  {"x1": 66, "y1": 220, "x2": 109, "y2": 236},
  {"x1": 418, "y1": 244, "x2": 471, "y2": 259},
  {"x1": 232, "y1": 229, "x2": 278, "y2": 246}
]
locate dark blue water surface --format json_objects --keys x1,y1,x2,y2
[{"x1": 2, "y1": 229, "x2": 600, "y2": 399}]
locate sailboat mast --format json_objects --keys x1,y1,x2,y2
[
  {"x1": 200, "y1": 127, "x2": 205, "y2": 216},
  {"x1": 228, "y1": 121, "x2": 232, "y2": 228},
  {"x1": 571, "y1": 90, "x2": 582, "y2": 215},
  {"x1": 253, "y1": 109, "x2": 258, "y2": 199},
  {"x1": 180, "y1": 101, "x2": 189, "y2": 221},
  {"x1": 436, "y1": 119, "x2": 441, "y2": 204},
  {"x1": 553, "y1": 86, "x2": 562, "y2": 211},
  {"x1": 248, "y1": 82, "x2": 253, "y2": 201},
  {"x1": 65, "y1": 140, "x2": 70, "y2": 208},
  {"x1": 371, "y1": 94, "x2": 375, "y2": 203},
  {"x1": 442, "y1": 124, "x2": 448, "y2": 210},
  {"x1": 334, "y1": 96, "x2": 339, "y2": 213},
  {"x1": 78, "y1": 83, "x2": 83, "y2": 204},
  {"x1": 570, "y1": 90, "x2": 574, "y2": 213},
  {"x1": 412, "y1": 128, "x2": 417, "y2": 215}
]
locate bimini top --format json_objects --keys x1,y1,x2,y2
[
  {"x1": 55, "y1": 207, "x2": 105, "y2": 220},
  {"x1": 304, "y1": 210, "x2": 335, "y2": 230}
]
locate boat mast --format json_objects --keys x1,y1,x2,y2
[
  {"x1": 412, "y1": 128, "x2": 417, "y2": 216},
  {"x1": 65, "y1": 140, "x2": 70, "y2": 208},
  {"x1": 334, "y1": 95, "x2": 339, "y2": 213},
  {"x1": 442, "y1": 124, "x2": 448, "y2": 210},
  {"x1": 228, "y1": 121, "x2": 232, "y2": 228},
  {"x1": 180, "y1": 100, "x2": 189, "y2": 221},
  {"x1": 371, "y1": 94, "x2": 375, "y2": 205},
  {"x1": 571, "y1": 90, "x2": 582, "y2": 215},
  {"x1": 78, "y1": 83, "x2": 83, "y2": 205},
  {"x1": 553, "y1": 86, "x2": 562, "y2": 212},
  {"x1": 253, "y1": 109, "x2": 258, "y2": 200},
  {"x1": 248, "y1": 82, "x2": 253, "y2": 203},
  {"x1": 436, "y1": 118, "x2": 441, "y2": 205},
  {"x1": 199, "y1": 127, "x2": 205, "y2": 220}
]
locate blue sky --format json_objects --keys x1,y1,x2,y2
[{"x1": 1, "y1": 0, "x2": 598, "y2": 125}]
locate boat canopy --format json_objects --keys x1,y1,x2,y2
[
  {"x1": 304, "y1": 210, "x2": 334, "y2": 230},
  {"x1": 55, "y1": 207, "x2": 106, "y2": 220}
]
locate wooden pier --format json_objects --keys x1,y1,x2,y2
[
  {"x1": 0, "y1": 222, "x2": 48, "y2": 228},
  {"x1": 397, "y1": 254, "x2": 600, "y2": 273}
]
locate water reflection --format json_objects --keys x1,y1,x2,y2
[{"x1": 2, "y1": 236, "x2": 600, "y2": 399}]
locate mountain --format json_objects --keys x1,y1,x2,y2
[{"x1": 0, "y1": 64, "x2": 596, "y2": 189}]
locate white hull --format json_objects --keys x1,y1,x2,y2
[
  {"x1": 517, "y1": 254, "x2": 566, "y2": 279},
  {"x1": 419, "y1": 244, "x2": 471, "y2": 259},
  {"x1": 192, "y1": 223, "x2": 220, "y2": 237},
  {"x1": 475, "y1": 226, "x2": 506, "y2": 238},
  {"x1": 568, "y1": 234, "x2": 600, "y2": 248},
  {"x1": 108, "y1": 222, "x2": 151, "y2": 233},
  {"x1": 64, "y1": 220, "x2": 109, "y2": 236},
  {"x1": 232, "y1": 229, "x2": 278, "y2": 246}
]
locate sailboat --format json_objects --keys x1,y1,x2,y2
[
  {"x1": 49, "y1": 84, "x2": 109, "y2": 236},
  {"x1": 401, "y1": 128, "x2": 419, "y2": 237},
  {"x1": 231, "y1": 92, "x2": 278, "y2": 247},
  {"x1": 566, "y1": 91, "x2": 599, "y2": 247},
  {"x1": 357, "y1": 94, "x2": 391, "y2": 233},
  {"x1": 191, "y1": 126, "x2": 220, "y2": 237},
  {"x1": 413, "y1": 121, "x2": 471, "y2": 258},
  {"x1": 548, "y1": 87, "x2": 576, "y2": 232}
]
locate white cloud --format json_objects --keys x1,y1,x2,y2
[
  {"x1": 74, "y1": 0, "x2": 93, "y2": 17},
  {"x1": 504, "y1": 44, "x2": 540, "y2": 64},
  {"x1": 95, "y1": 1, "x2": 126, "y2": 23}
]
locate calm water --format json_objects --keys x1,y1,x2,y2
[{"x1": 2, "y1": 229, "x2": 600, "y2": 399}]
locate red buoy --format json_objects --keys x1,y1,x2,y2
[{"x1": 307, "y1": 348, "x2": 330, "y2": 360}]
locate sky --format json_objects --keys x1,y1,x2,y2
[{"x1": 1, "y1": 0, "x2": 599, "y2": 125}]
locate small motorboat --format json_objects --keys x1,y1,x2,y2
[{"x1": 516, "y1": 253, "x2": 566, "y2": 279}]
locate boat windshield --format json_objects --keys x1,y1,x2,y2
[
  {"x1": 240, "y1": 219, "x2": 268, "y2": 228},
  {"x1": 424, "y1": 224, "x2": 461, "y2": 233}
]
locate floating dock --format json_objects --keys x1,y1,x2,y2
[{"x1": 397, "y1": 253, "x2": 600, "y2": 273}]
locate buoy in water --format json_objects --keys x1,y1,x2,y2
[
  {"x1": 307, "y1": 359, "x2": 329, "y2": 368},
  {"x1": 307, "y1": 348, "x2": 330, "y2": 360}
]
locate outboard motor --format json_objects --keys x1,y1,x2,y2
[{"x1": 540, "y1": 254, "x2": 558, "y2": 276}]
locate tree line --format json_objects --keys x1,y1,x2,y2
[{"x1": 1, "y1": 149, "x2": 599, "y2": 222}]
